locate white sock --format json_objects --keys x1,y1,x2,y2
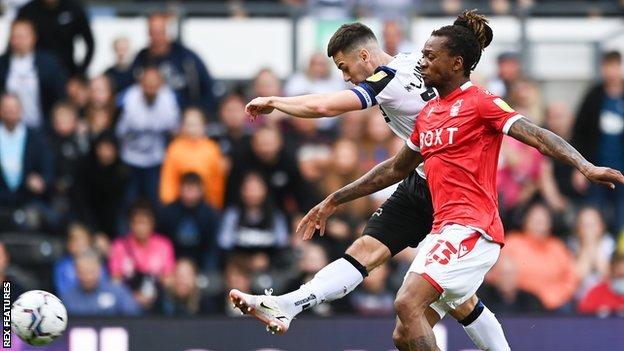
[
  {"x1": 280, "y1": 257, "x2": 365, "y2": 317},
  {"x1": 463, "y1": 305, "x2": 511, "y2": 351}
]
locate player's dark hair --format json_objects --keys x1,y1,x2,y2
[
  {"x1": 602, "y1": 50, "x2": 621, "y2": 64},
  {"x1": 327, "y1": 22, "x2": 378, "y2": 58},
  {"x1": 431, "y1": 10, "x2": 493, "y2": 77}
]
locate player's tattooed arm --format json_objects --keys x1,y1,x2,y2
[
  {"x1": 508, "y1": 117, "x2": 624, "y2": 188},
  {"x1": 332, "y1": 144, "x2": 422, "y2": 205},
  {"x1": 297, "y1": 145, "x2": 422, "y2": 239}
]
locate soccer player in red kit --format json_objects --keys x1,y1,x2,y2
[{"x1": 297, "y1": 10, "x2": 624, "y2": 351}]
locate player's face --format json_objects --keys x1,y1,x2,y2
[
  {"x1": 332, "y1": 49, "x2": 374, "y2": 85},
  {"x1": 419, "y1": 36, "x2": 463, "y2": 89}
]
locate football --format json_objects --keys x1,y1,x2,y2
[{"x1": 11, "y1": 290, "x2": 68, "y2": 346}]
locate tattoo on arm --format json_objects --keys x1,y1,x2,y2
[
  {"x1": 507, "y1": 117, "x2": 592, "y2": 174},
  {"x1": 332, "y1": 145, "x2": 422, "y2": 205}
]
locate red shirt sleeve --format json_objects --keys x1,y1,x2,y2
[
  {"x1": 407, "y1": 109, "x2": 424, "y2": 152},
  {"x1": 476, "y1": 90, "x2": 523, "y2": 134}
]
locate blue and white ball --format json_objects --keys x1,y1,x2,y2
[{"x1": 11, "y1": 290, "x2": 68, "y2": 346}]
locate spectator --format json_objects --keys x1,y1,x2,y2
[
  {"x1": 487, "y1": 51, "x2": 522, "y2": 100},
  {"x1": 160, "y1": 107, "x2": 226, "y2": 209},
  {"x1": 85, "y1": 107, "x2": 114, "y2": 140},
  {"x1": 0, "y1": 19, "x2": 66, "y2": 129},
  {"x1": 479, "y1": 254, "x2": 544, "y2": 313},
  {"x1": 105, "y1": 37, "x2": 133, "y2": 93},
  {"x1": 381, "y1": 20, "x2": 414, "y2": 57},
  {"x1": 508, "y1": 78, "x2": 544, "y2": 126},
  {"x1": 282, "y1": 116, "x2": 334, "y2": 158},
  {"x1": 17, "y1": 0, "x2": 94, "y2": 76},
  {"x1": 349, "y1": 263, "x2": 394, "y2": 316},
  {"x1": 569, "y1": 206, "x2": 616, "y2": 299},
  {"x1": 53, "y1": 223, "x2": 108, "y2": 296},
  {"x1": 48, "y1": 102, "x2": 87, "y2": 198},
  {"x1": 222, "y1": 256, "x2": 253, "y2": 316},
  {"x1": 503, "y1": 202, "x2": 578, "y2": 310},
  {"x1": 0, "y1": 93, "x2": 54, "y2": 229},
  {"x1": 252, "y1": 68, "x2": 282, "y2": 99},
  {"x1": 360, "y1": 110, "x2": 396, "y2": 171},
  {"x1": 338, "y1": 109, "x2": 366, "y2": 141},
  {"x1": 0, "y1": 242, "x2": 27, "y2": 297},
  {"x1": 65, "y1": 75, "x2": 88, "y2": 116},
  {"x1": 497, "y1": 134, "x2": 545, "y2": 216},
  {"x1": 541, "y1": 101, "x2": 581, "y2": 207},
  {"x1": 226, "y1": 126, "x2": 313, "y2": 214},
  {"x1": 218, "y1": 171, "x2": 289, "y2": 272},
  {"x1": 130, "y1": 13, "x2": 217, "y2": 117},
  {"x1": 250, "y1": 68, "x2": 288, "y2": 123},
  {"x1": 73, "y1": 132, "x2": 129, "y2": 239},
  {"x1": 87, "y1": 75, "x2": 116, "y2": 113},
  {"x1": 284, "y1": 52, "x2": 344, "y2": 102},
  {"x1": 322, "y1": 139, "x2": 370, "y2": 219},
  {"x1": 159, "y1": 172, "x2": 220, "y2": 270},
  {"x1": 160, "y1": 258, "x2": 216, "y2": 315},
  {"x1": 208, "y1": 92, "x2": 252, "y2": 170},
  {"x1": 572, "y1": 51, "x2": 624, "y2": 233},
  {"x1": 490, "y1": 0, "x2": 512, "y2": 15},
  {"x1": 116, "y1": 66, "x2": 179, "y2": 207},
  {"x1": 109, "y1": 201, "x2": 175, "y2": 311},
  {"x1": 578, "y1": 253, "x2": 624, "y2": 316},
  {"x1": 62, "y1": 251, "x2": 140, "y2": 316},
  {"x1": 284, "y1": 52, "x2": 344, "y2": 132}
]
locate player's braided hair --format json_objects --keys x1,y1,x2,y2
[{"x1": 432, "y1": 10, "x2": 493, "y2": 77}]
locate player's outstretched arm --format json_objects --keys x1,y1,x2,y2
[
  {"x1": 508, "y1": 117, "x2": 624, "y2": 189},
  {"x1": 246, "y1": 90, "x2": 362, "y2": 120},
  {"x1": 297, "y1": 144, "x2": 422, "y2": 240}
]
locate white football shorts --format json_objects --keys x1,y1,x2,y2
[{"x1": 407, "y1": 224, "x2": 501, "y2": 318}]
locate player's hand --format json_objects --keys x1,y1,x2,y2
[
  {"x1": 582, "y1": 166, "x2": 624, "y2": 189},
  {"x1": 245, "y1": 97, "x2": 274, "y2": 121},
  {"x1": 296, "y1": 195, "x2": 340, "y2": 240}
]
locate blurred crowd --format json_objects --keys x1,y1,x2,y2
[{"x1": 0, "y1": 0, "x2": 623, "y2": 319}]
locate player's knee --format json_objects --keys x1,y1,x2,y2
[
  {"x1": 392, "y1": 324, "x2": 408, "y2": 348},
  {"x1": 394, "y1": 290, "x2": 424, "y2": 320},
  {"x1": 345, "y1": 235, "x2": 391, "y2": 272}
]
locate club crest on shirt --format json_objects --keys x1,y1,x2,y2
[{"x1": 450, "y1": 99, "x2": 463, "y2": 117}]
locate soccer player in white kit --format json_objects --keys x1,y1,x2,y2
[{"x1": 231, "y1": 22, "x2": 510, "y2": 350}]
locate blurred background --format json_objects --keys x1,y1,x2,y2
[{"x1": 1, "y1": 0, "x2": 624, "y2": 350}]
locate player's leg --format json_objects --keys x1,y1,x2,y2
[
  {"x1": 229, "y1": 174, "x2": 425, "y2": 333},
  {"x1": 393, "y1": 272, "x2": 442, "y2": 351},
  {"x1": 393, "y1": 307, "x2": 441, "y2": 349},
  {"x1": 395, "y1": 226, "x2": 503, "y2": 351},
  {"x1": 272, "y1": 173, "x2": 431, "y2": 313},
  {"x1": 228, "y1": 233, "x2": 395, "y2": 334},
  {"x1": 449, "y1": 295, "x2": 510, "y2": 351}
]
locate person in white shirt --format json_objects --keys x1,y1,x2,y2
[{"x1": 116, "y1": 66, "x2": 180, "y2": 207}]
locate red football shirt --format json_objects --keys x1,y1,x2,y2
[{"x1": 408, "y1": 81, "x2": 522, "y2": 244}]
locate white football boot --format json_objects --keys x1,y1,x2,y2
[{"x1": 229, "y1": 288, "x2": 294, "y2": 335}]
